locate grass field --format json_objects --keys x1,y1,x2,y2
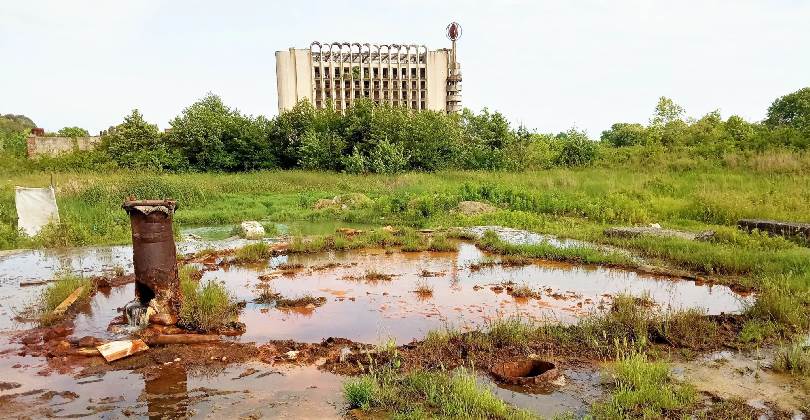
[{"x1": 3, "y1": 152, "x2": 810, "y2": 284}]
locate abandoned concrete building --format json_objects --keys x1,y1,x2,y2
[{"x1": 275, "y1": 27, "x2": 462, "y2": 114}]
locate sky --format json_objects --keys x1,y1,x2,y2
[{"x1": 1, "y1": 0, "x2": 808, "y2": 137}]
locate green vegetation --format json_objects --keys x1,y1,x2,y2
[
  {"x1": 772, "y1": 340, "x2": 810, "y2": 376},
  {"x1": 233, "y1": 242, "x2": 273, "y2": 263},
  {"x1": 39, "y1": 272, "x2": 93, "y2": 323},
  {"x1": 179, "y1": 275, "x2": 240, "y2": 332},
  {"x1": 591, "y1": 351, "x2": 696, "y2": 419},
  {"x1": 343, "y1": 368, "x2": 534, "y2": 419}
]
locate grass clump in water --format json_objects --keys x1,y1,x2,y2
[
  {"x1": 427, "y1": 234, "x2": 457, "y2": 252},
  {"x1": 179, "y1": 277, "x2": 241, "y2": 332},
  {"x1": 39, "y1": 272, "x2": 93, "y2": 323},
  {"x1": 343, "y1": 368, "x2": 534, "y2": 419},
  {"x1": 275, "y1": 294, "x2": 326, "y2": 308},
  {"x1": 414, "y1": 280, "x2": 434, "y2": 297},
  {"x1": 591, "y1": 351, "x2": 696, "y2": 419},
  {"x1": 772, "y1": 341, "x2": 810, "y2": 376},
  {"x1": 234, "y1": 242, "x2": 272, "y2": 263},
  {"x1": 655, "y1": 308, "x2": 718, "y2": 349},
  {"x1": 745, "y1": 278, "x2": 810, "y2": 333}
]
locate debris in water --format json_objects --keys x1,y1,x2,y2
[
  {"x1": 97, "y1": 339, "x2": 149, "y2": 362},
  {"x1": 52, "y1": 286, "x2": 85, "y2": 316}
]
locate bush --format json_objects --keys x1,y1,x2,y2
[
  {"x1": 100, "y1": 109, "x2": 185, "y2": 170},
  {"x1": 555, "y1": 128, "x2": 598, "y2": 167},
  {"x1": 179, "y1": 278, "x2": 240, "y2": 332}
]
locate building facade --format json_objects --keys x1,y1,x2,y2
[{"x1": 276, "y1": 41, "x2": 461, "y2": 114}]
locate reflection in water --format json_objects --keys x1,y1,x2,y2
[{"x1": 144, "y1": 363, "x2": 189, "y2": 420}]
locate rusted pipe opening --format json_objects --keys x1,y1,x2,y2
[{"x1": 135, "y1": 282, "x2": 155, "y2": 306}]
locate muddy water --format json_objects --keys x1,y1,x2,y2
[
  {"x1": 208, "y1": 242, "x2": 750, "y2": 344},
  {"x1": 0, "y1": 230, "x2": 754, "y2": 418}
]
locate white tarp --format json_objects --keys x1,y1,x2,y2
[{"x1": 15, "y1": 186, "x2": 60, "y2": 236}]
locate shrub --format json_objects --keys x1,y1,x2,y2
[
  {"x1": 344, "y1": 376, "x2": 376, "y2": 409},
  {"x1": 100, "y1": 109, "x2": 186, "y2": 170},
  {"x1": 555, "y1": 128, "x2": 598, "y2": 167},
  {"x1": 179, "y1": 278, "x2": 240, "y2": 332},
  {"x1": 234, "y1": 242, "x2": 272, "y2": 263}
]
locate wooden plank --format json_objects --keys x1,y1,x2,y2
[
  {"x1": 52, "y1": 286, "x2": 85, "y2": 316},
  {"x1": 146, "y1": 334, "x2": 219, "y2": 345},
  {"x1": 96, "y1": 339, "x2": 149, "y2": 362}
]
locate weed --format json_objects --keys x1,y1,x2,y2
[
  {"x1": 486, "y1": 316, "x2": 538, "y2": 348},
  {"x1": 343, "y1": 367, "x2": 534, "y2": 419},
  {"x1": 655, "y1": 308, "x2": 718, "y2": 349},
  {"x1": 414, "y1": 280, "x2": 434, "y2": 297},
  {"x1": 344, "y1": 376, "x2": 376, "y2": 409},
  {"x1": 234, "y1": 242, "x2": 272, "y2": 263},
  {"x1": 506, "y1": 283, "x2": 540, "y2": 299},
  {"x1": 738, "y1": 320, "x2": 777, "y2": 345},
  {"x1": 253, "y1": 286, "x2": 280, "y2": 304},
  {"x1": 427, "y1": 234, "x2": 457, "y2": 252},
  {"x1": 274, "y1": 294, "x2": 326, "y2": 308},
  {"x1": 591, "y1": 351, "x2": 696, "y2": 419},
  {"x1": 39, "y1": 272, "x2": 93, "y2": 323},
  {"x1": 179, "y1": 278, "x2": 240, "y2": 332},
  {"x1": 745, "y1": 279, "x2": 810, "y2": 331},
  {"x1": 772, "y1": 341, "x2": 810, "y2": 376},
  {"x1": 194, "y1": 248, "x2": 216, "y2": 258},
  {"x1": 178, "y1": 264, "x2": 201, "y2": 283}
]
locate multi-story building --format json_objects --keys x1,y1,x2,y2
[{"x1": 275, "y1": 32, "x2": 462, "y2": 114}]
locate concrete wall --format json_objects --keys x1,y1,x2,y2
[
  {"x1": 27, "y1": 135, "x2": 101, "y2": 158},
  {"x1": 276, "y1": 48, "x2": 314, "y2": 111},
  {"x1": 425, "y1": 50, "x2": 450, "y2": 112}
]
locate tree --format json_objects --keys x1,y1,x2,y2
[
  {"x1": 766, "y1": 87, "x2": 810, "y2": 132},
  {"x1": 600, "y1": 123, "x2": 650, "y2": 147},
  {"x1": 555, "y1": 128, "x2": 598, "y2": 167},
  {"x1": 650, "y1": 97, "x2": 685, "y2": 127},
  {"x1": 100, "y1": 109, "x2": 185, "y2": 170},
  {"x1": 166, "y1": 93, "x2": 274, "y2": 171},
  {"x1": 57, "y1": 126, "x2": 89, "y2": 137}
]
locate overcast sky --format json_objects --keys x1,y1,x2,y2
[{"x1": 1, "y1": 1, "x2": 808, "y2": 137}]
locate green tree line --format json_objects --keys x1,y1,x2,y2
[{"x1": 2, "y1": 87, "x2": 809, "y2": 173}]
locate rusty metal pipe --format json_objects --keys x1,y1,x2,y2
[{"x1": 122, "y1": 199, "x2": 180, "y2": 323}]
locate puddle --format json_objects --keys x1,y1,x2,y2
[
  {"x1": 0, "y1": 357, "x2": 344, "y2": 419},
  {"x1": 478, "y1": 366, "x2": 604, "y2": 417},
  {"x1": 674, "y1": 350, "x2": 809, "y2": 413},
  {"x1": 0, "y1": 226, "x2": 761, "y2": 418},
  {"x1": 203, "y1": 242, "x2": 749, "y2": 344}
]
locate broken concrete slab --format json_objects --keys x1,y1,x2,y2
[
  {"x1": 604, "y1": 226, "x2": 714, "y2": 241},
  {"x1": 97, "y1": 339, "x2": 149, "y2": 362},
  {"x1": 738, "y1": 219, "x2": 810, "y2": 240}
]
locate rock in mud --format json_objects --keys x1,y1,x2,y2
[
  {"x1": 0, "y1": 381, "x2": 21, "y2": 391},
  {"x1": 239, "y1": 221, "x2": 265, "y2": 239}
]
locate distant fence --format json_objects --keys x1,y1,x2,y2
[{"x1": 26, "y1": 135, "x2": 101, "y2": 158}]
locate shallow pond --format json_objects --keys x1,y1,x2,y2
[{"x1": 0, "y1": 227, "x2": 756, "y2": 418}]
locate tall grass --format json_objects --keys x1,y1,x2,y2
[
  {"x1": 39, "y1": 272, "x2": 93, "y2": 323},
  {"x1": 591, "y1": 351, "x2": 696, "y2": 419},
  {"x1": 343, "y1": 368, "x2": 534, "y2": 419},
  {"x1": 179, "y1": 277, "x2": 240, "y2": 332}
]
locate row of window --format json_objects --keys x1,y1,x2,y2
[
  {"x1": 314, "y1": 66, "x2": 426, "y2": 79},
  {"x1": 315, "y1": 89, "x2": 426, "y2": 100},
  {"x1": 316, "y1": 100, "x2": 427, "y2": 111},
  {"x1": 316, "y1": 80, "x2": 427, "y2": 90}
]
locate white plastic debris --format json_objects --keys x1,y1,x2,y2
[{"x1": 15, "y1": 186, "x2": 60, "y2": 236}]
